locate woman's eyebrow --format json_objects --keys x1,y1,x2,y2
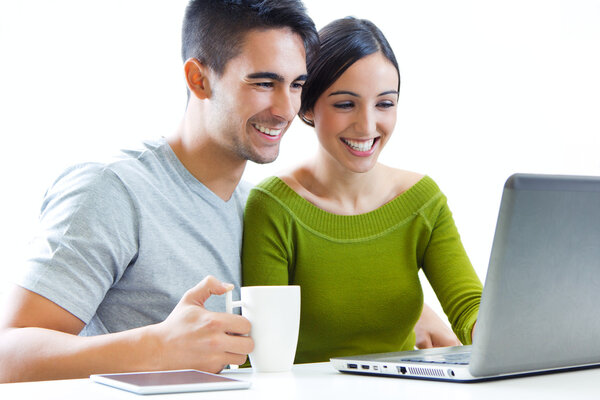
[
  {"x1": 328, "y1": 90, "x2": 399, "y2": 97},
  {"x1": 329, "y1": 90, "x2": 359, "y2": 97}
]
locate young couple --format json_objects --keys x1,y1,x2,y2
[{"x1": 0, "y1": 0, "x2": 481, "y2": 382}]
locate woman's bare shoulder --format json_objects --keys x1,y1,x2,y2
[
  {"x1": 277, "y1": 166, "x2": 311, "y2": 195},
  {"x1": 384, "y1": 166, "x2": 426, "y2": 196}
]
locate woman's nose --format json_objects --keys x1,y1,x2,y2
[{"x1": 354, "y1": 106, "x2": 376, "y2": 135}]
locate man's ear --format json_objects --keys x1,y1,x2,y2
[{"x1": 184, "y1": 58, "x2": 212, "y2": 100}]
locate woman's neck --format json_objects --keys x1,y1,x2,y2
[{"x1": 290, "y1": 152, "x2": 388, "y2": 215}]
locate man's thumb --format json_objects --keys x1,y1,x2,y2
[{"x1": 183, "y1": 275, "x2": 234, "y2": 306}]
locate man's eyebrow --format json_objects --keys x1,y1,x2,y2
[
  {"x1": 246, "y1": 72, "x2": 308, "y2": 83},
  {"x1": 246, "y1": 72, "x2": 285, "y2": 82}
]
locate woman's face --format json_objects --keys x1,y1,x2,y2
[{"x1": 308, "y1": 52, "x2": 399, "y2": 174}]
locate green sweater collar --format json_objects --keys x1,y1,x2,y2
[{"x1": 252, "y1": 175, "x2": 443, "y2": 240}]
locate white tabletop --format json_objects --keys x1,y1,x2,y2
[{"x1": 2, "y1": 362, "x2": 600, "y2": 400}]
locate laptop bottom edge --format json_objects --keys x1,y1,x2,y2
[{"x1": 330, "y1": 358, "x2": 600, "y2": 383}]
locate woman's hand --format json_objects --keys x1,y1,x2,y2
[{"x1": 414, "y1": 304, "x2": 461, "y2": 349}]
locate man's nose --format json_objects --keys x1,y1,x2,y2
[{"x1": 271, "y1": 88, "x2": 299, "y2": 122}]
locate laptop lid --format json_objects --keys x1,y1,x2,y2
[
  {"x1": 331, "y1": 173, "x2": 600, "y2": 381},
  {"x1": 469, "y1": 173, "x2": 600, "y2": 377}
]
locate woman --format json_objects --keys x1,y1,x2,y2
[{"x1": 242, "y1": 17, "x2": 482, "y2": 364}]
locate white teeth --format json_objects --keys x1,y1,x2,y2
[
  {"x1": 342, "y1": 138, "x2": 375, "y2": 152},
  {"x1": 253, "y1": 124, "x2": 282, "y2": 136}
]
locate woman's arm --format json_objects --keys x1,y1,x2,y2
[
  {"x1": 242, "y1": 188, "x2": 293, "y2": 286},
  {"x1": 421, "y1": 197, "x2": 482, "y2": 345}
]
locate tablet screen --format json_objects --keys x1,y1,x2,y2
[{"x1": 99, "y1": 370, "x2": 239, "y2": 387}]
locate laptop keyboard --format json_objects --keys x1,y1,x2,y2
[{"x1": 399, "y1": 351, "x2": 471, "y2": 365}]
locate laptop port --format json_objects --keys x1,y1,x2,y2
[
  {"x1": 347, "y1": 363, "x2": 358, "y2": 369},
  {"x1": 361, "y1": 365, "x2": 370, "y2": 370},
  {"x1": 397, "y1": 366, "x2": 408, "y2": 375}
]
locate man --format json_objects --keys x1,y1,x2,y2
[
  {"x1": 0, "y1": 0, "x2": 457, "y2": 383},
  {"x1": 0, "y1": 0, "x2": 317, "y2": 382}
]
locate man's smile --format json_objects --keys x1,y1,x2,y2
[{"x1": 252, "y1": 123, "x2": 283, "y2": 137}]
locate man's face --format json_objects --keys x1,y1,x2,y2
[{"x1": 206, "y1": 28, "x2": 307, "y2": 164}]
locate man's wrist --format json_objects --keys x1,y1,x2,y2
[{"x1": 136, "y1": 323, "x2": 165, "y2": 372}]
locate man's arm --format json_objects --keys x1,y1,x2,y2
[
  {"x1": 0, "y1": 276, "x2": 253, "y2": 383},
  {"x1": 414, "y1": 303, "x2": 461, "y2": 349}
]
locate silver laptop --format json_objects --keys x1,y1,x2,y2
[{"x1": 331, "y1": 173, "x2": 600, "y2": 382}]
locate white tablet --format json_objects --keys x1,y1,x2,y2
[{"x1": 90, "y1": 369, "x2": 251, "y2": 395}]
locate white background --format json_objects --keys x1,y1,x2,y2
[{"x1": 1, "y1": 0, "x2": 599, "y2": 319}]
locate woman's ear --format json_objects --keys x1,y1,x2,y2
[
  {"x1": 184, "y1": 58, "x2": 212, "y2": 100},
  {"x1": 300, "y1": 109, "x2": 315, "y2": 126}
]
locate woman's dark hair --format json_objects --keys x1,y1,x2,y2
[
  {"x1": 182, "y1": 0, "x2": 318, "y2": 76},
  {"x1": 299, "y1": 17, "x2": 400, "y2": 127}
]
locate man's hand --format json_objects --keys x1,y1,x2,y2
[
  {"x1": 414, "y1": 303, "x2": 460, "y2": 349},
  {"x1": 0, "y1": 276, "x2": 253, "y2": 382},
  {"x1": 150, "y1": 276, "x2": 254, "y2": 373}
]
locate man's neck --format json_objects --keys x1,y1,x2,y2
[{"x1": 168, "y1": 125, "x2": 247, "y2": 202}]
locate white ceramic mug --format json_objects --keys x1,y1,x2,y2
[{"x1": 226, "y1": 285, "x2": 301, "y2": 372}]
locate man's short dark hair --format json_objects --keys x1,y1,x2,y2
[{"x1": 182, "y1": 0, "x2": 318, "y2": 75}]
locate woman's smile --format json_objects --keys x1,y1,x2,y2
[{"x1": 340, "y1": 137, "x2": 380, "y2": 156}]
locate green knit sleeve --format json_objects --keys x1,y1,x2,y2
[
  {"x1": 242, "y1": 186, "x2": 293, "y2": 286},
  {"x1": 421, "y1": 195, "x2": 482, "y2": 345}
]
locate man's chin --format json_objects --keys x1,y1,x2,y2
[
  {"x1": 248, "y1": 152, "x2": 279, "y2": 165},
  {"x1": 234, "y1": 142, "x2": 281, "y2": 165}
]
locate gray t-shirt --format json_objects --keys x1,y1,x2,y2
[{"x1": 18, "y1": 138, "x2": 251, "y2": 336}]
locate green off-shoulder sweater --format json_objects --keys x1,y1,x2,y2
[{"x1": 242, "y1": 176, "x2": 482, "y2": 364}]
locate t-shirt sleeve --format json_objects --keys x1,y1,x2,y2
[
  {"x1": 242, "y1": 187, "x2": 292, "y2": 286},
  {"x1": 17, "y1": 164, "x2": 139, "y2": 324},
  {"x1": 421, "y1": 195, "x2": 482, "y2": 345}
]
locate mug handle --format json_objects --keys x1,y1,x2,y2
[
  {"x1": 225, "y1": 289, "x2": 244, "y2": 370},
  {"x1": 225, "y1": 290, "x2": 244, "y2": 314}
]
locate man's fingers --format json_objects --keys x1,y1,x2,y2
[
  {"x1": 224, "y1": 352, "x2": 250, "y2": 367},
  {"x1": 222, "y1": 333, "x2": 254, "y2": 356},
  {"x1": 183, "y1": 275, "x2": 234, "y2": 306},
  {"x1": 223, "y1": 313, "x2": 252, "y2": 336}
]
